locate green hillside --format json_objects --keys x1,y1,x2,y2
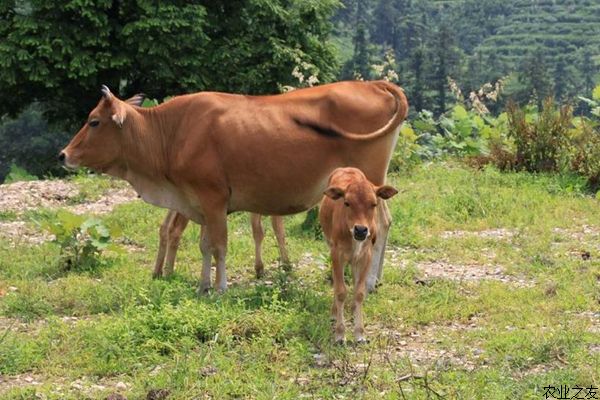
[{"x1": 477, "y1": 0, "x2": 600, "y2": 64}]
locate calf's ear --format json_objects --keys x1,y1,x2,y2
[
  {"x1": 376, "y1": 185, "x2": 398, "y2": 200},
  {"x1": 324, "y1": 186, "x2": 345, "y2": 200}
]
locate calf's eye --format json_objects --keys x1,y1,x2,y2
[{"x1": 88, "y1": 120, "x2": 100, "y2": 127}]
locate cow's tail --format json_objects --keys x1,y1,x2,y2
[{"x1": 332, "y1": 81, "x2": 409, "y2": 141}]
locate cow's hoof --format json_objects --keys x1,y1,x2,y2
[
  {"x1": 355, "y1": 337, "x2": 369, "y2": 345},
  {"x1": 334, "y1": 337, "x2": 346, "y2": 346},
  {"x1": 162, "y1": 269, "x2": 174, "y2": 278}
]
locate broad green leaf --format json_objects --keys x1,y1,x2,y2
[
  {"x1": 452, "y1": 105, "x2": 468, "y2": 120},
  {"x1": 593, "y1": 85, "x2": 600, "y2": 101}
]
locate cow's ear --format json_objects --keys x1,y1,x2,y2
[
  {"x1": 125, "y1": 93, "x2": 146, "y2": 107},
  {"x1": 376, "y1": 185, "x2": 398, "y2": 200},
  {"x1": 110, "y1": 102, "x2": 127, "y2": 128},
  {"x1": 324, "y1": 186, "x2": 345, "y2": 200}
]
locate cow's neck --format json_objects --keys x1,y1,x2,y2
[{"x1": 107, "y1": 110, "x2": 201, "y2": 222}]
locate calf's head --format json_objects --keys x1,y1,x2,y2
[
  {"x1": 59, "y1": 86, "x2": 143, "y2": 172},
  {"x1": 324, "y1": 179, "x2": 398, "y2": 242}
]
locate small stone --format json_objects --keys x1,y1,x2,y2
[
  {"x1": 115, "y1": 381, "x2": 127, "y2": 390},
  {"x1": 106, "y1": 394, "x2": 127, "y2": 400},
  {"x1": 399, "y1": 340, "x2": 407, "y2": 346},
  {"x1": 146, "y1": 389, "x2": 170, "y2": 400}
]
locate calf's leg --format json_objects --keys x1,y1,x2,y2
[
  {"x1": 367, "y1": 200, "x2": 392, "y2": 292},
  {"x1": 353, "y1": 252, "x2": 372, "y2": 343},
  {"x1": 331, "y1": 248, "x2": 347, "y2": 343}
]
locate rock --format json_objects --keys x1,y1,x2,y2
[{"x1": 146, "y1": 389, "x2": 170, "y2": 400}]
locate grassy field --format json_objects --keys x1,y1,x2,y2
[{"x1": 0, "y1": 162, "x2": 598, "y2": 399}]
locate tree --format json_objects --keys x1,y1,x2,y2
[
  {"x1": 428, "y1": 21, "x2": 461, "y2": 115},
  {"x1": 0, "y1": 0, "x2": 340, "y2": 126},
  {"x1": 518, "y1": 48, "x2": 553, "y2": 108}
]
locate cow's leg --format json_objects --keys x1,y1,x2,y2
[
  {"x1": 153, "y1": 210, "x2": 175, "y2": 278},
  {"x1": 204, "y1": 208, "x2": 228, "y2": 293},
  {"x1": 353, "y1": 253, "x2": 372, "y2": 343},
  {"x1": 163, "y1": 212, "x2": 189, "y2": 277},
  {"x1": 250, "y1": 213, "x2": 265, "y2": 278},
  {"x1": 199, "y1": 225, "x2": 213, "y2": 293},
  {"x1": 367, "y1": 200, "x2": 392, "y2": 292},
  {"x1": 331, "y1": 248, "x2": 347, "y2": 344},
  {"x1": 271, "y1": 216, "x2": 290, "y2": 268}
]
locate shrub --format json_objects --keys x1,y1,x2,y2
[
  {"x1": 568, "y1": 119, "x2": 600, "y2": 188},
  {"x1": 38, "y1": 211, "x2": 122, "y2": 271},
  {"x1": 506, "y1": 98, "x2": 572, "y2": 173},
  {"x1": 0, "y1": 104, "x2": 69, "y2": 183},
  {"x1": 3, "y1": 164, "x2": 37, "y2": 183},
  {"x1": 389, "y1": 123, "x2": 422, "y2": 172}
]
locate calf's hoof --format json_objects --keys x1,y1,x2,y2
[
  {"x1": 151, "y1": 271, "x2": 162, "y2": 280},
  {"x1": 366, "y1": 278, "x2": 379, "y2": 293},
  {"x1": 280, "y1": 261, "x2": 293, "y2": 272}
]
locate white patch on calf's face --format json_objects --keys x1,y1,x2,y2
[{"x1": 351, "y1": 236, "x2": 369, "y2": 260}]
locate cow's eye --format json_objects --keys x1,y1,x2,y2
[
  {"x1": 344, "y1": 201, "x2": 350, "y2": 207},
  {"x1": 88, "y1": 120, "x2": 100, "y2": 127},
  {"x1": 371, "y1": 203, "x2": 377, "y2": 208}
]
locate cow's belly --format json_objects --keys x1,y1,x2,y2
[{"x1": 223, "y1": 128, "x2": 400, "y2": 215}]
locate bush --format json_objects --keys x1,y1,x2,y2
[
  {"x1": 389, "y1": 124, "x2": 422, "y2": 172},
  {"x1": 568, "y1": 119, "x2": 600, "y2": 188},
  {"x1": 506, "y1": 98, "x2": 572, "y2": 173},
  {"x1": 38, "y1": 211, "x2": 122, "y2": 272},
  {"x1": 3, "y1": 164, "x2": 37, "y2": 183},
  {"x1": 0, "y1": 104, "x2": 69, "y2": 183}
]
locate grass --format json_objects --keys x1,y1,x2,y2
[{"x1": 0, "y1": 161, "x2": 598, "y2": 399}]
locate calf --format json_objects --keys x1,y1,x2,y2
[
  {"x1": 153, "y1": 211, "x2": 289, "y2": 279},
  {"x1": 319, "y1": 168, "x2": 398, "y2": 343}
]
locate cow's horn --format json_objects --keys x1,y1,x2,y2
[{"x1": 101, "y1": 85, "x2": 112, "y2": 99}]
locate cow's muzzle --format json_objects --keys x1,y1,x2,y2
[{"x1": 353, "y1": 225, "x2": 369, "y2": 241}]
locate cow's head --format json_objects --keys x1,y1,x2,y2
[
  {"x1": 59, "y1": 86, "x2": 144, "y2": 173},
  {"x1": 324, "y1": 176, "x2": 398, "y2": 242}
]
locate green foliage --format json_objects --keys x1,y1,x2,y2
[
  {"x1": 507, "y1": 98, "x2": 573, "y2": 172},
  {"x1": 578, "y1": 84, "x2": 600, "y2": 118},
  {"x1": 0, "y1": 1, "x2": 340, "y2": 125},
  {"x1": 3, "y1": 164, "x2": 37, "y2": 184},
  {"x1": 0, "y1": 104, "x2": 68, "y2": 183},
  {"x1": 389, "y1": 123, "x2": 422, "y2": 172},
  {"x1": 334, "y1": 0, "x2": 600, "y2": 111},
  {"x1": 568, "y1": 119, "x2": 600, "y2": 188},
  {"x1": 38, "y1": 211, "x2": 122, "y2": 271}
]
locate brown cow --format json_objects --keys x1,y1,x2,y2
[
  {"x1": 319, "y1": 167, "x2": 398, "y2": 343},
  {"x1": 60, "y1": 80, "x2": 408, "y2": 293},
  {"x1": 153, "y1": 211, "x2": 288, "y2": 279}
]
